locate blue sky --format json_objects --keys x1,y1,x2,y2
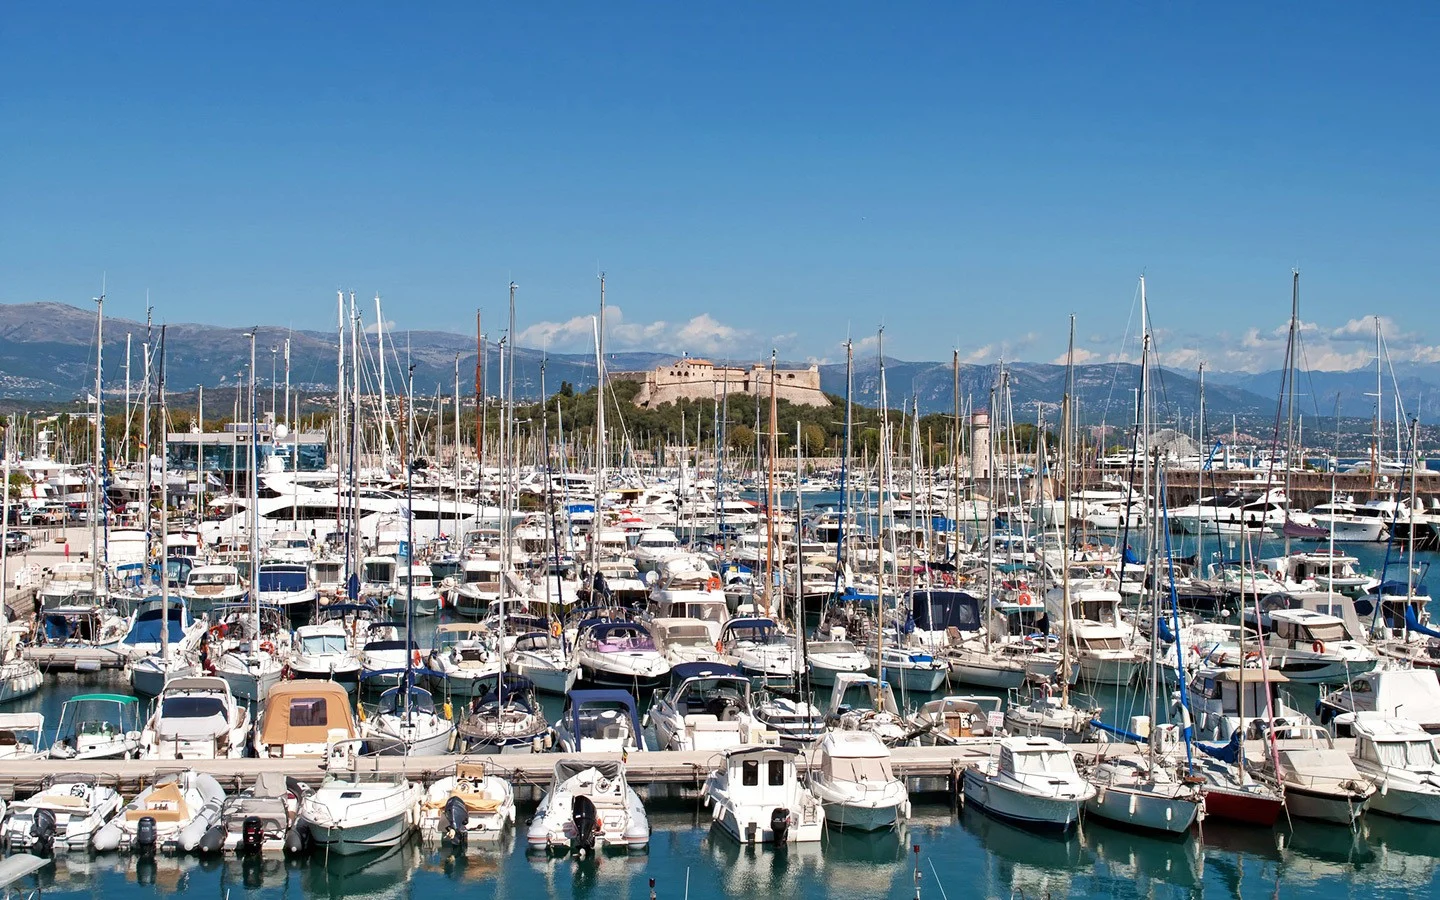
[{"x1": 3, "y1": 3, "x2": 1437, "y2": 371}]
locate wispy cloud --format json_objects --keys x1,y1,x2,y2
[{"x1": 515, "y1": 305, "x2": 759, "y2": 356}]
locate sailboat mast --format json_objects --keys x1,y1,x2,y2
[
  {"x1": 247, "y1": 329, "x2": 260, "y2": 634},
  {"x1": 159, "y1": 326, "x2": 170, "y2": 659},
  {"x1": 1060, "y1": 318, "x2": 1075, "y2": 707},
  {"x1": 376, "y1": 294, "x2": 389, "y2": 470},
  {"x1": 764, "y1": 350, "x2": 778, "y2": 620},
  {"x1": 92, "y1": 291, "x2": 105, "y2": 597},
  {"x1": 875, "y1": 328, "x2": 889, "y2": 703}
]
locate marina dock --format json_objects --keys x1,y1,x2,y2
[{"x1": 0, "y1": 739, "x2": 1342, "y2": 804}]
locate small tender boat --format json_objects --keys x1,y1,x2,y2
[
  {"x1": 298, "y1": 744, "x2": 421, "y2": 856},
  {"x1": 961, "y1": 736, "x2": 1097, "y2": 832},
  {"x1": 526, "y1": 760, "x2": 649, "y2": 853},
  {"x1": 807, "y1": 731, "x2": 911, "y2": 831},
  {"x1": 703, "y1": 745, "x2": 825, "y2": 844},
  {"x1": 91, "y1": 770, "x2": 227, "y2": 853},
  {"x1": 252, "y1": 679, "x2": 359, "y2": 759},
  {"x1": 0, "y1": 774, "x2": 123, "y2": 853},
  {"x1": 0, "y1": 713, "x2": 44, "y2": 760},
  {"x1": 1251, "y1": 723, "x2": 1377, "y2": 824},
  {"x1": 1003, "y1": 682, "x2": 1099, "y2": 745},
  {"x1": 196, "y1": 772, "x2": 311, "y2": 855},
  {"x1": 418, "y1": 763, "x2": 516, "y2": 848},
  {"x1": 805, "y1": 640, "x2": 871, "y2": 687}
]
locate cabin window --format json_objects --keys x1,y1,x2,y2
[
  {"x1": 289, "y1": 697, "x2": 328, "y2": 727},
  {"x1": 1375, "y1": 740, "x2": 1440, "y2": 769},
  {"x1": 768, "y1": 759, "x2": 786, "y2": 786},
  {"x1": 742, "y1": 759, "x2": 759, "y2": 786}
]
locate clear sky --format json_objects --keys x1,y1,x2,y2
[{"x1": 3, "y1": 3, "x2": 1437, "y2": 371}]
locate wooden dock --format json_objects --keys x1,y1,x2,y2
[{"x1": 21, "y1": 645, "x2": 136, "y2": 672}]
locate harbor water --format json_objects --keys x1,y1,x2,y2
[{"x1": 5, "y1": 522, "x2": 1440, "y2": 898}]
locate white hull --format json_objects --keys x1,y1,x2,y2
[
  {"x1": 306, "y1": 811, "x2": 414, "y2": 856},
  {"x1": 0, "y1": 661, "x2": 42, "y2": 704},
  {"x1": 509, "y1": 658, "x2": 577, "y2": 696},
  {"x1": 1368, "y1": 785, "x2": 1440, "y2": 822},
  {"x1": 1084, "y1": 782, "x2": 1201, "y2": 834},
  {"x1": 962, "y1": 769, "x2": 1085, "y2": 830},
  {"x1": 819, "y1": 799, "x2": 902, "y2": 832}
]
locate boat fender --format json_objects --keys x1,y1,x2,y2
[
  {"x1": 179, "y1": 814, "x2": 212, "y2": 853},
  {"x1": 197, "y1": 824, "x2": 226, "y2": 855},
  {"x1": 135, "y1": 816, "x2": 159, "y2": 853},
  {"x1": 31, "y1": 807, "x2": 56, "y2": 855},
  {"x1": 284, "y1": 822, "x2": 311, "y2": 856},
  {"x1": 240, "y1": 816, "x2": 265, "y2": 855},
  {"x1": 571, "y1": 794, "x2": 598, "y2": 852},
  {"x1": 443, "y1": 796, "x2": 470, "y2": 848},
  {"x1": 769, "y1": 807, "x2": 791, "y2": 843}
]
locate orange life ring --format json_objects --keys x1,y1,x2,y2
[
  {"x1": 1244, "y1": 650, "x2": 1260, "y2": 663},
  {"x1": 715, "y1": 639, "x2": 724, "y2": 654},
  {"x1": 1311, "y1": 640, "x2": 1325, "y2": 654},
  {"x1": 412, "y1": 650, "x2": 423, "y2": 667},
  {"x1": 706, "y1": 576, "x2": 721, "y2": 591},
  {"x1": 259, "y1": 640, "x2": 276, "y2": 655},
  {"x1": 550, "y1": 619, "x2": 563, "y2": 638},
  {"x1": 1017, "y1": 592, "x2": 1033, "y2": 606}
]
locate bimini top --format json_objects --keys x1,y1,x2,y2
[{"x1": 563, "y1": 689, "x2": 642, "y2": 750}]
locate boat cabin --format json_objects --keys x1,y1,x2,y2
[{"x1": 254, "y1": 680, "x2": 357, "y2": 758}]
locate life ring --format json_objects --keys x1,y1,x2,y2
[
  {"x1": 259, "y1": 640, "x2": 276, "y2": 655},
  {"x1": 715, "y1": 640, "x2": 725, "y2": 654},
  {"x1": 1017, "y1": 592, "x2": 1033, "y2": 606},
  {"x1": 1244, "y1": 650, "x2": 1260, "y2": 664},
  {"x1": 706, "y1": 576, "x2": 721, "y2": 591},
  {"x1": 550, "y1": 619, "x2": 563, "y2": 638},
  {"x1": 412, "y1": 650, "x2": 423, "y2": 667},
  {"x1": 1311, "y1": 640, "x2": 1325, "y2": 654}
]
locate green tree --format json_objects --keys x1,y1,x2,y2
[
  {"x1": 801, "y1": 423, "x2": 827, "y2": 456},
  {"x1": 728, "y1": 424, "x2": 756, "y2": 452}
]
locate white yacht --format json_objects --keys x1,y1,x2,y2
[
  {"x1": 551, "y1": 690, "x2": 649, "y2": 753},
  {"x1": 207, "y1": 604, "x2": 290, "y2": 702},
  {"x1": 508, "y1": 628, "x2": 577, "y2": 696},
  {"x1": 1347, "y1": 714, "x2": 1440, "y2": 822},
  {"x1": 962, "y1": 736, "x2": 1096, "y2": 831},
  {"x1": 807, "y1": 730, "x2": 910, "y2": 831},
  {"x1": 49, "y1": 694, "x2": 142, "y2": 760},
  {"x1": 140, "y1": 676, "x2": 252, "y2": 760},
  {"x1": 361, "y1": 680, "x2": 456, "y2": 756},
  {"x1": 703, "y1": 746, "x2": 824, "y2": 844},
  {"x1": 720, "y1": 617, "x2": 801, "y2": 678},
  {"x1": 1184, "y1": 667, "x2": 1307, "y2": 742},
  {"x1": 255, "y1": 563, "x2": 319, "y2": 623},
  {"x1": 1250, "y1": 724, "x2": 1376, "y2": 824},
  {"x1": 648, "y1": 662, "x2": 768, "y2": 751},
  {"x1": 289, "y1": 619, "x2": 363, "y2": 686},
  {"x1": 428, "y1": 622, "x2": 504, "y2": 697},
  {"x1": 1257, "y1": 608, "x2": 1377, "y2": 683},
  {"x1": 806, "y1": 639, "x2": 871, "y2": 687},
  {"x1": 299, "y1": 746, "x2": 422, "y2": 856},
  {"x1": 1318, "y1": 667, "x2": 1440, "y2": 735},
  {"x1": 526, "y1": 760, "x2": 650, "y2": 852},
  {"x1": 179, "y1": 564, "x2": 247, "y2": 616},
  {"x1": 1080, "y1": 747, "x2": 1203, "y2": 835},
  {"x1": 575, "y1": 618, "x2": 670, "y2": 690},
  {"x1": 252, "y1": 680, "x2": 359, "y2": 758},
  {"x1": 394, "y1": 564, "x2": 441, "y2": 618}
]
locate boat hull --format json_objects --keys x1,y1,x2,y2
[
  {"x1": 1084, "y1": 784, "x2": 1200, "y2": 835},
  {"x1": 819, "y1": 800, "x2": 901, "y2": 832},
  {"x1": 1200, "y1": 785, "x2": 1283, "y2": 827},
  {"x1": 1284, "y1": 785, "x2": 1369, "y2": 824},
  {"x1": 305, "y1": 812, "x2": 413, "y2": 856},
  {"x1": 962, "y1": 769, "x2": 1085, "y2": 832}
]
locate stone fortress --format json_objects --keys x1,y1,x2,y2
[{"x1": 613, "y1": 357, "x2": 830, "y2": 408}]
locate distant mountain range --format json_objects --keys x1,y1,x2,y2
[{"x1": 4, "y1": 301, "x2": 1438, "y2": 425}]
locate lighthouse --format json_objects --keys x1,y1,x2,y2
[{"x1": 971, "y1": 411, "x2": 991, "y2": 481}]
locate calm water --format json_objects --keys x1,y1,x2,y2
[{"x1": 6, "y1": 522, "x2": 1440, "y2": 898}]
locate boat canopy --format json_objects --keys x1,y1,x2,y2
[
  {"x1": 258, "y1": 680, "x2": 356, "y2": 746},
  {"x1": 564, "y1": 689, "x2": 642, "y2": 751},
  {"x1": 909, "y1": 590, "x2": 982, "y2": 632}
]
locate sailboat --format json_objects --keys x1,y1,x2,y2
[
  {"x1": 359, "y1": 365, "x2": 457, "y2": 757},
  {"x1": 1078, "y1": 291, "x2": 1204, "y2": 835},
  {"x1": 0, "y1": 422, "x2": 41, "y2": 704}
]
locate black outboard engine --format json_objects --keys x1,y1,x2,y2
[
  {"x1": 241, "y1": 816, "x2": 265, "y2": 855},
  {"x1": 571, "y1": 794, "x2": 598, "y2": 853},
  {"x1": 769, "y1": 808, "x2": 791, "y2": 844},
  {"x1": 443, "y1": 795, "x2": 470, "y2": 848},
  {"x1": 284, "y1": 821, "x2": 311, "y2": 856},
  {"x1": 135, "y1": 815, "x2": 158, "y2": 854},
  {"x1": 31, "y1": 807, "x2": 56, "y2": 855}
]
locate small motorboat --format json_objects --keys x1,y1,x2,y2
[
  {"x1": 0, "y1": 713, "x2": 44, "y2": 760},
  {"x1": 805, "y1": 640, "x2": 871, "y2": 687},
  {"x1": 703, "y1": 745, "x2": 825, "y2": 844},
  {"x1": 196, "y1": 772, "x2": 311, "y2": 855},
  {"x1": 49, "y1": 694, "x2": 142, "y2": 760},
  {"x1": 575, "y1": 618, "x2": 670, "y2": 690},
  {"x1": 298, "y1": 742, "x2": 422, "y2": 856},
  {"x1": 551, "y1": 689, "x2": 649, "y2": 753},
  {"x1": 807, "y1": 730, "x2": 911, "y2": 831},
  {"x1": 526, "y1": 760, "x2": 649, "y2": 853},
  {"x1": 139, "y1": 676, "x2": 252, "y2": 760},
  {"x1": 91, "y1": 770, "x2": 227, "y2": 853},
  {"x1": 0, "y1": 774, "x2": 123, "y2": 853},
  {"x1": 1250, "y1": 723, "x2": 1377, "y2": 824},
  {"x1": 359, "y1": 675, "x2": 456, "y2": 756},
  {"x1": 1346, "y1": 713, "x2": 1440, "y2": 822},
  {"x1": 418, "y1": 763, "x2": 516, "y2": 848},
  {"x1": 961, "y1": 736, "x2": 1097, "y2": 832},
  {"x1": 648, "y1": 662, "x2": 768, "y2": 752},
  {"x1": 428, "y1": 622, "x2": 504, "y2": 698},
  {"x1": 252, "y1": 679, "x2": 359, "y2": 758}
]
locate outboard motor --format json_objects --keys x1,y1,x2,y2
[
  {"x1": 31, "y1": 807, "x2": 56, "y2": 855},
  {"x1": 571, "y1": 794, "x2": 598, "y2": 853},
  {"x1": 284, "y1": 821, "x2": 311, "y2": 856},
  {"x1": 769, "y1": 808, "x2": 791, "y2": 844},
  {"x1": 197, "y1": 823, "x2": 226, "y2": 855},
  {"x1": 443, "y1": 796, "x2": 470, "y2": 849},
  {"x1": 241, "y1": 816, "x2": 265, "y2": 855},
  {"x1": 135, "y1": 816, "x2": 158, "y2": 854}
]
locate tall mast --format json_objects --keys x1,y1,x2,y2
[
  {"x1": 831, "y1": 339, "x2": 853, "y2": 598},
  {"x1": 952, "y1": 350, "x2": 960, "y2": 567},
  {"x1": 875, "y1": 328, "x2": 890, "y2": 704},
  {"x1": 158, "y1": 326, "x2": 170, "y2": 659},
  {"x1": 247, "y1": 329, "x2": 260, "y2": 633},
  {"x1": 92, "y1": 290, "x2": 105, "y2": 596},
  {"x1": 123, "y1": 333, "x2": 132, "y2": 464},
  {"x1": 764, "y1": 350, "x2": 778, "y2": 619},
  {"x1": 474, "y1": 310, "x2": 484, "y2": 469},
  {"x1": 336, "y1": 291, "x2": 347, "y2": 548},
  {"x1": 1060, "y1": 317, "x2": 1075, "y2": 706},
  {"x1": 404, "y1": 362, "x2": 416, "y2": 719},
  {"x1": 376, "y1": 294, "x2": 389, "y2": 470},
  {"x1": 453, "y1": 354, "x2": 462, "y2": 550}
]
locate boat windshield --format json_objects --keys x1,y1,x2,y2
[
  {"x1": 189, "y1": 571, "x2": 236, "y2": 586},
  {"x1": 826, "y1": 756, "x2": 894, "y2": 782},
  {"x1": 1375, "y1": 739, "x2": 1440, "y2": 769},
  {"x1": 1010, "y1": 749, "x2": 1076, "y2": 776},
  {"x1": 160, "y1": 697, "x2": 227, "y2": 719},
  {"x1": 300, "y1": 634, "x2": 348, "y2": 654}
]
